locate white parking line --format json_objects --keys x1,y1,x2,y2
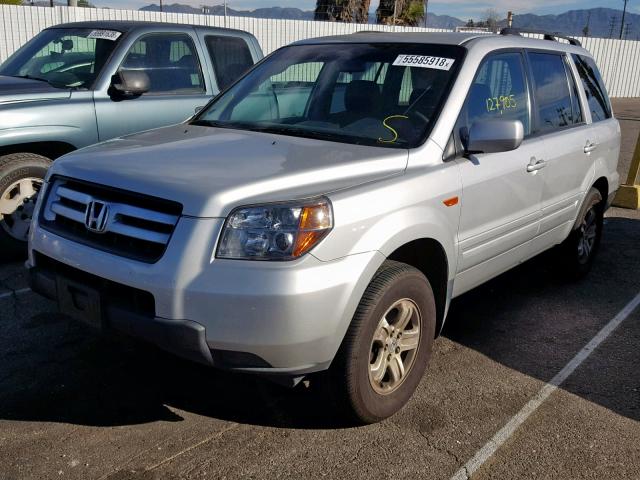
[
  {"x1": 0, "y1": 287, "x2": 31, "y2": 300},
  {"x1": 450, "y1": 291, "x2": 640, "y2": 480}
]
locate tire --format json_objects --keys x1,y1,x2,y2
[
  {"x1": 326, "y1": 260, "x2": 436, "y2": 424},
  {"x1": 558, "y1": 187, "x2": 603, "y2": 278},
  {"x1": 0, "y1": 153, "x2": 51, "y2": 259}
]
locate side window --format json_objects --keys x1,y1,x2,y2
[
  {"x1": 205, "y1": 35, "x2": 253, "y2": 91},
  {"x1": 528, "y1": 52, "x2": 577, "y2": 132},
  {"x1": 460, "y1": 52, "x2": 531, "y2": 140},
  {"x1": 120, "y1": 33, "x2": 204, "y2": 94},
  {"x1": 571, "y1": 54, "x2": 612, "y2": 122}
]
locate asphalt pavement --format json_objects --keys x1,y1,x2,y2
[{"x1": 0, "y1": 100, "x2": 638, "y2": 480}]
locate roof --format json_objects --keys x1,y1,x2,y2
[
  {"x1": 293, "y1": 32, "x2": 484, "y2": 47},
  {"x1": 47, "y1": 20, "x2": 243, "y2": 34},
  {"x1": 291, "y1": 31, "x2": 588, "y2": 54}
]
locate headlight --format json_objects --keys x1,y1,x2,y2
[{"x1": 216, "y1": 198, "x2": 333, "y2": 260}]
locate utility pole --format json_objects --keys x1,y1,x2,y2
[
  {"x1": 620, "y1": 0, "x2": 628, "y2": 39},
  {"x1": 608, "y1": 16, "x2": 617, "y2": 38},
  {"x1": 507, "y1": 11, "x2": 513, "y2": 28},
  {"x1": 624, "y1": 23, "x2": 631, "y2": 39},
  {"x1": 582, "y1": 11, "x2": 591, "y2": 37},
  {"x1": 424, "y1": 0, "x2": 428, "y2": 28},
  {"x1": 159, "y1": 0, "x2": 163, "y2": 12}
]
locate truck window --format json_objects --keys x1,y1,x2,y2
[
  {"x1": 205, "y1": 35, "x2": 253, "y2": 91},
  {"x1": 459, "y1": 52, "x2": 531, "y2": 140},
  {"x1": 528, "y1": 52, "x2": 578, "y2": 133},
  {"x1": 571, "y1": 54, "x2": 612, "y2": 122},
  {"x1": 120, "y1": 33, "x2": 204, "y2": 94},
  {"x1": 0, "y1": 27, "x2": 120, "y2": 89}
]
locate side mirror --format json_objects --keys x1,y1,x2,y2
[
  {"x1": 466, "y1": 119, "x2": 524, "y2": 154},
  {"x1": 111, "y1": 70, "x2": 150, "y2": 98}
]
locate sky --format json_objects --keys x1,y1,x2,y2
[{"x1": 90, "y1": 0, "x2": 640, "y2": 20}]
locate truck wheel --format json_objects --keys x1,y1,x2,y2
[
  {"x1": 559, "y1": 187, "x2": 603, "y2": 278},
  {"x1": 328, "y1": 260, "x2": 436, "y2": 424},
  {"x1": 0, "y1": 153, "x2": 50, "y2": 257}
]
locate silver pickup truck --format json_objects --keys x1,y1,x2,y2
[
  {"x1": 28, "y1": 30, "x2": 620, "y2": 423},
  {"x1": 0, "y1": 20, "x2": 262, "y2": 255}
]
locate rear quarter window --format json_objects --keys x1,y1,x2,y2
[{"x1": 571, "y1": 54, "x2": 612, "y2": 122}]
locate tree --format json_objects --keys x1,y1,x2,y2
[
  {"x1": 377, "y1": 0, "x2": 425, "y2": 26},
  {"x1": 482, "y1": 8, "x2": 501, "y2": 33},
  {"x1": 0, "y1": 0, "x2": 22, "y2": 4},
  {"x1": 466, "y1": 19, "x2": 475, "y2": 28},
  {"x1": 314, "y1": 0, "x2": 371, "y2": 23}
]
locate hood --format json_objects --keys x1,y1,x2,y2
[
  {"x1": 50, "y1": 124, "x2": 408, "y2": 217},
  {"x1": 0, "y1": 75, "x2": 71, "y2": 104}
]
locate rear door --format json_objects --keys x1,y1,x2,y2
[
  {"x1": 454, "y1": 51, "x2": 546, "y2": 295},
  {"x1": 571, "y1": 53, "x2": 619, "y2": 196},
  {"x1": 526, "y1": 51, "x2": 595, "y2": 247},
  {"x1": 94, "y1": 31, "x2": 211, "y2": 141}
]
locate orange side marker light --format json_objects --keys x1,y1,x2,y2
[{"x1": 443, "y1": 196, "x2": 459, "y2": 207}]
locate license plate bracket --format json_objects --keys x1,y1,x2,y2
[{"x1": 57, "y1": 276, "x2": 103, "y2": 330}]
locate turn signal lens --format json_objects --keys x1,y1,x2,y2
[{"x1": 217, "y1": 198, "x2": 333, "y2": 260}]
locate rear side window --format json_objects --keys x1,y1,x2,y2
[
  {"x1": 205, "y1": 35, "x2": 253, "y2": 91},
  {"x1": 572, "y1": 54, "x2": 612, "y2": 122},
  {"x1": 459, "y1": 52, "x2": 531, "y2": 138},
  {"x1": 528, "y1": 52, "x2": 578, "y2": 133}
]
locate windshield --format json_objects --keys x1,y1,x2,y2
[
  {"x1": 0, "y1": 28, "x2": 122, "y2": 89},
  {"x1": 192, "y1": 43, "x2": 464, "y2": 148}
]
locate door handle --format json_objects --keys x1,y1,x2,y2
[
  {"x1": 526, "y1": 158, "x2": 547, "y2": 173},
  {"x1": 584, "y1": 141, "x2": 598, "y2": 154}
]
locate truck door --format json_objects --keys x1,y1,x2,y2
[{"x1": 94, "y1": 31, "x2": 211, "y2": 141}]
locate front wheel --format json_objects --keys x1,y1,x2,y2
[
  {"x1": 326, "y1": 260, "x2": 436, "y2": 424},
  {"x1": 0, "y1": 153, "x2": 50, "y2": 258}
]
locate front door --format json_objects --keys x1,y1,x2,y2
[
  {"x1": 453, "y1": 51, "x2": 545, "y2": 296},
  {"x1": 94, "y1": 31, "x2": 211, "y2": 141}
]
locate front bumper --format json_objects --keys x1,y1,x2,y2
[{"x1": 29, "y1": 217, "x2": 384, "y2": 376}]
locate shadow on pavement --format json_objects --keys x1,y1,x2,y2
[{"x1": 0, "y1": 217, "x2": 638, "y2": 428}]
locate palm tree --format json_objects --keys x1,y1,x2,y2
[
  {"x1": 377, "y1": 0, "x2": 425, "y2": 26},
  {"x1": 314, "y1": 0, "x2": 372, "y2": 23}
]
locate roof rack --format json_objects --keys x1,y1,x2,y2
[{"x1": 499, "y1": 27, "x2": 582, "y2": 47}]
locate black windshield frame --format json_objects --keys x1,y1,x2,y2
[{"x1": 192, "y1": 42, "x2": 466, "y2": 149}]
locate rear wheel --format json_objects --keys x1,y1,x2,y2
[
  {"x1": 559, "y1": 187, "x2": 603, "y2": 277},
  {"x1": 327, "y1": 260, "x2": 436, "y2": 424},
  {"x1": 0, "y1": 153, "x2": 50, "y2": 258}
]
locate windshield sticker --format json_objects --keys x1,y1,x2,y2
[
  {"x1": 378, "y1": 115, "x2": 409, "y2": 144},
  {"x1": 393, "y1": 55, "x2": 455, "y2": 71},
  {"x1": 87, "y1": 30, "x2": 122, "y2": 41}
]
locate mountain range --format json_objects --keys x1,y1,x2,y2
[{"x1": 135, "y1": 4, "x2": 639, "y2": 40}]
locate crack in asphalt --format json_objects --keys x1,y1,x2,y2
[{"x1": 418, "y1": 429, "x2": 470, "y2": 479}]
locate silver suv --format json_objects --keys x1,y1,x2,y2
[{"x1": 28, "y1": 30, "x2": 620, "y2": 423}]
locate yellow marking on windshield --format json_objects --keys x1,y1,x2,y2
[{"x1": 378, "y1": 115, "x2": 409, "y2": 144}]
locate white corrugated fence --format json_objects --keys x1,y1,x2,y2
[{"x1": 1, "y1": 4, "x2": 639, "y2": 97}]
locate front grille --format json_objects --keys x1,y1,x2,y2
[
  {"x1": 35, "y1": 252, "x2": 155, "y2": 317},
  {"x1": 40, "y1": 177, "x2": 182, "y2": 263}
]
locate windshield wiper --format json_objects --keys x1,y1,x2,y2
[{"x1": 12, "y1": 74, "x2": 63, "y2": 89}]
